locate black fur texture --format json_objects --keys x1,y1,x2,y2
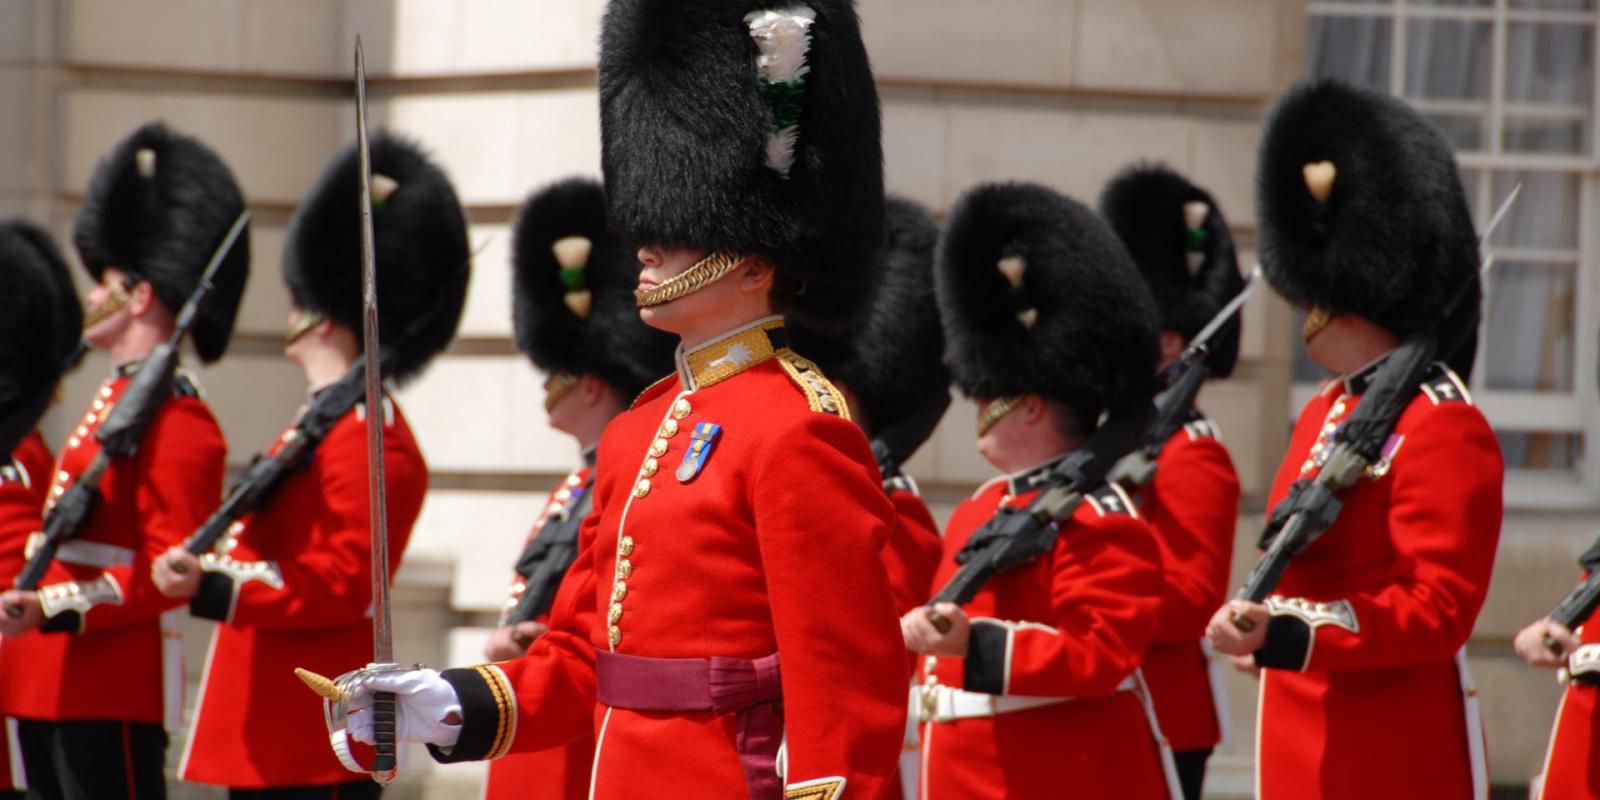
[
  {"x1": 511, "y1": 177, "x2": 677, "y2": 400},
  {"x1": 1257, "y1": 79, "x2": 1481, "y2": 376},
  {"x1": 598, "y1": 0, "x2": 883, "y2": 334},
  {"x1": 1100, "y1": 163, "x2": 1244, "y2": 378},
  {"x1": 284, "y1": 132, "x2": 471, "y2": 385},
  {"x1": 0, "y1": 220, "x2": 83, "y2": 452},
  {"x1": 937, "y1": 182, "x2": 1160, "y2": 420},
  {"x1": 73, "y1": 122, "x2": 250, "y2": 364},
  {"x1": 790, "y1": 195, "x2": 946, "y2": 435}
]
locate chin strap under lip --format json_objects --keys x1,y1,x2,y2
[{"x1": 634, "y1": 250, "x2": 747, "y2": 308}]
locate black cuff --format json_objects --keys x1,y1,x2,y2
[
  {"x1": 39, "y1": 610, "x2": 82, "y2": 634},
  {"x1": 428, "y1": 666, "x2": 514, "y2": 763},
  {"x1": 189, "y1": 572, "x2": 236, "y2": 622},
  {"x1": 963, "y1": 622, "x2": 1009, "y2": 695},
  {"x1": 1254, "y1": 614, "x2": 1312, "y2": 671}
]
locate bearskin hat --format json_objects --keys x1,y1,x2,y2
[
  {"x1": 73, "y1": 122, "x2": 250, "y2": 364},
  {"x1": 598, "y1": 0, "x2": 884, "y2": 334},
  {"x1": 284, "y1": 131, "x2": 470, "y2": 384},
  {"x1": 938, "y1": 182, "x2": 1160, "y2": 422},
  {"x1": 511, "y1": 177, "x2": 676, "y2": 400},
  {"x1": 0, "y1": 220, "x2": 83, "y2": 453},
  {"x1": 1100, "y1": 163, "x2": 1244, "y2": 378},
  {"x1": 790, "y1": 195, "x2": 947, "y2": 438},
  {"x1": 1257, "y1": 79, "x2": 1480, "y2": 376}
]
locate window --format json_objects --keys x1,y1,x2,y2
[{"x1": 1302, "y1": 0, "x2": 1600, "y2": 506}]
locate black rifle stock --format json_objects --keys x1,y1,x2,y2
[
  {"x1": 1110, "y1": 350, "x2": 1211, "y2": 489},
  {"x1": 7, "y1": 211, "x2": 246, "y2": 617},
  {"x1": 1228, "y1": 335, "x2": 1437, "y2": 632},
  {"x1": 924, "y1": 405, "x2": 1153, "y2": 633},
  {"x1": 503, "y1": 486, "x2": 595, "y2": 629}
]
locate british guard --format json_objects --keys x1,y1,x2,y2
[
  {"x1": 479, "y1": 177, "x2": 675, "y2": 800},
  {"x1": 321, "y1": 2, "x2": 908, "y2": 799},
  {"x1": 899, "y1": 182, "x2": 1179, "y2": 799},
  {"x1": 1100, "y1": 164, "x2": 1245, "y2": 800},
  {"x1": 148, "y1": 132, "x2": 469, "y2": 799},
  {"x1": 0, "y1": 220, "x2": 84, "y2": 798},
  {"x1": 1206, "y1": 80, "x2": 1502, "y2": 799},
  {"x1": 0, "y1": 122, "x2": 250, "y2": 799},
  {"x1": 1517, "y1": 544, "x2": 1600, "y2": 800}
]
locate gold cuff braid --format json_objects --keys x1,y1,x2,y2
[
  {"x1": 976, "y1": 395, "x2": 1023, "y2": 436},
  {"x1": 634, "y1": 250, "x2": 747, "y2": 308}
]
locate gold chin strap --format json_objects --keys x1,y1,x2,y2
[
  {"x1": 82, "y1": 285, "x2": 133, "y2": 329},
  {"x1": 285, "y1": 310, "x2": 327, "y2": 345},
  {"x1": 634, "y1": 250, "x2": 747, "y2": 308},
  {"x1": 976, "y1": 395, "x2": 1023, "y2": 437},
  {"x1": 543, "y1": 371, "x2": 580, "y2": 412},
  {"x1": 1302, "y1": 307, "x2": 1333, "y2": 343}
]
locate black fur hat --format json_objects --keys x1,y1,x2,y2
[
  {"x1": 1100, "y1": 163, "x2": 1244, "y2": 378},
  {"x1": 598, "y1": 0, "x2": 884, "y2": 334},
  {"x1": 73, "y1": 122, "x2": 250, "y2": 364},
  {"x1": 938, "y1": 182, "x2": 1160, "y2": 421},
  {"x1": 789, "y1": 195, "x2": 946, "y2": 436},
  {"x1": 511, "y1": 177, "x2": 676, "y2": 400},
  {"x1": 0, "y1": 220, "x2": 83, "y2": 453},
  {"x1": 284, "y1": 131, "x2": 471, "y2": 385},
  {"x1": 1257, "y1": 79, "x2": 1480, "y2": 376}
]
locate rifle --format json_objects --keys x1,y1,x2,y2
[
  {"x1": 1229, "y1": 334, "x2": 1437, "y2": 631},
  {"x1": 1542, "y1": 539, "x2": 1600, "y2": 656},
  {"x1": 925, "y1": 404, "x2": 1153, "y2": 632},
  {"x1": 178, "y1": 358, "x2": 382, "y2": 562},
  {"x1": 8, "y1": 211, "x2": 249, "y2": 616},
  {"x1": 502, "y1": 483, "x2": 595, "y2": 628},
  {"x1": 871, "y1": 391, "x2": 952, "y2": 493}
]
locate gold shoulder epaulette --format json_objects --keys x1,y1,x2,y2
[{"x1": 776, "y1": 350, "x2": 850, "y2": 419}]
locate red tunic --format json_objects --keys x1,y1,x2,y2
[
  {"x1": 882, "y1": 487, "x2": 942, "y2": 616},
  {"x1": 1535, "y1": 595, "x2": 1600, "y2": 799},
  {"x1": 914, "y1": 467, "x2": 1171, "y2": 800},
  {"x1": 0, "y1": 365, "x2": 226, "y2": 728},
  {"x1": 432, "y1": 319, "x2": 908, "y2": 800},
  {"x1": 1254, "y1": 364, "x2": 1500, "y2": 800},
  {"x1": 177, "y1": 396, "x2": 426, "y2": 789},
  {"x1": 0, "y1": 430, "x2": 53, "y2": 790},
  {"x1": 1129, "y1": 414, "x2": 1238, "y2": 753},
  {"x1": 485, "y1": 465, "x2": 596, "y2": 800}
]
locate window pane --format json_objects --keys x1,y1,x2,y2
[
  {"x1": 1427, "y1": 113, "x2": 1487, "y2": 151},
  {"x1": 1405, "y1": 19, "x2": 1492, "y2": 101},
  {"x1": 1505, "y1": 116, "x2": 1588, "y2": 155},
  {"x1": 1483, "y1": 262, "x2": 1577, "y2": 392},
  {"x1": 1307, "y1": 16, "x2": 1392, "y2": 89},
  {"x1": 1498, "y1": 431, "x2": 1585, "y2": 472},
  {"x1": 1489, "y1": 171, "x2": 1579, "y2": 249},
  {"x1": 1505, "y1": 24, "x2": 1594, "y2": 106}
]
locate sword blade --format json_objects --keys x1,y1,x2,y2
[{"x1": 355, "y1": 37, "x2": 394, "y2": 667}]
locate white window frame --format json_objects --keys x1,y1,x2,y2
[{"x1": 1304, "y1": 0, "x2": 1600, "y2": 508}]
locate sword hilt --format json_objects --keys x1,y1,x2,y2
[{"x1": 371, "y1": 689, "x2": 398, "y2": 782}]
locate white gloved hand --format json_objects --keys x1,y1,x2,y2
[{"x1": 345, "y1": 668, "x2": 463, "y2": 747}]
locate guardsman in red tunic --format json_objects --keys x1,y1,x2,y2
[
  {"x1": 146, "y1": 133, "x2": 469, "y2": 800},
  {"x1": 0, "y1": 220, "x2": 84, "y2": 798},
  {"x1": 0, "y1": 122, "x2": 250, "y2": 800},
  {"x1": 1517, "y1": 547, "x2": 1600, "y2": 800},
  {"x1": 899, "y1": 183, "x2": 1178, "y2": 800},
  {"x1": 1206, "y1": 80, "x2": 1502, "y2": 800},
  {"x1": 790, "y1": 195, "x2": 947, "y2": 799},
  {"x1": 319, "y1": 3, "x2": 907, "y2": 799},
  {"x1": 1100, "y1": 165, "x2": 1245, "y2": 800},
  {"x1": 479, "y1": 178, "x2": 675, "y2": 800}
]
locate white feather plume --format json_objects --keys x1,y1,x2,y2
[{"x1": 746, "y1": 6, "x2": 816, "y2": 176}]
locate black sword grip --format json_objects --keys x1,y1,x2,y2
[{"x1": 371, "y1": 690, "x2": 397, "y2": 774}]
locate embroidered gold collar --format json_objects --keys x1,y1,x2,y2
[{"x1": 678, "y1": 316, "x2": 788, "y2": 391}]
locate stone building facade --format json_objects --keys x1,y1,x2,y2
[{"x1": 0, "y1": 1, "x2": 1590, "y2": 797}]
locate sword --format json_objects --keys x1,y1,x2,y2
[{"x1": 354, "y1": 35, "x2": 400, "y2": 785}]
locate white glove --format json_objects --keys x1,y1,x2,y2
[{"x1": 345, "y1": 668, "x2": 463, "y2": 747}]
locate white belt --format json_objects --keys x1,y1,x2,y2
[
  {"x1": 24, "y1": 533, "x2": 135, "y2": 569},
  {"x1": 919, "y1": 676, "x2": 1136, "y2": 724}
]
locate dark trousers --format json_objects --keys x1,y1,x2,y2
[
  {"x1": 1173, "y1": 748, "x2": 1213, "y2": 800},
  {"x1": 230, "y1": 782, "x2": 382, "y2": 800},
  {"x1": 16, "y1": 719, "x2": 167, "y2": 800}
]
